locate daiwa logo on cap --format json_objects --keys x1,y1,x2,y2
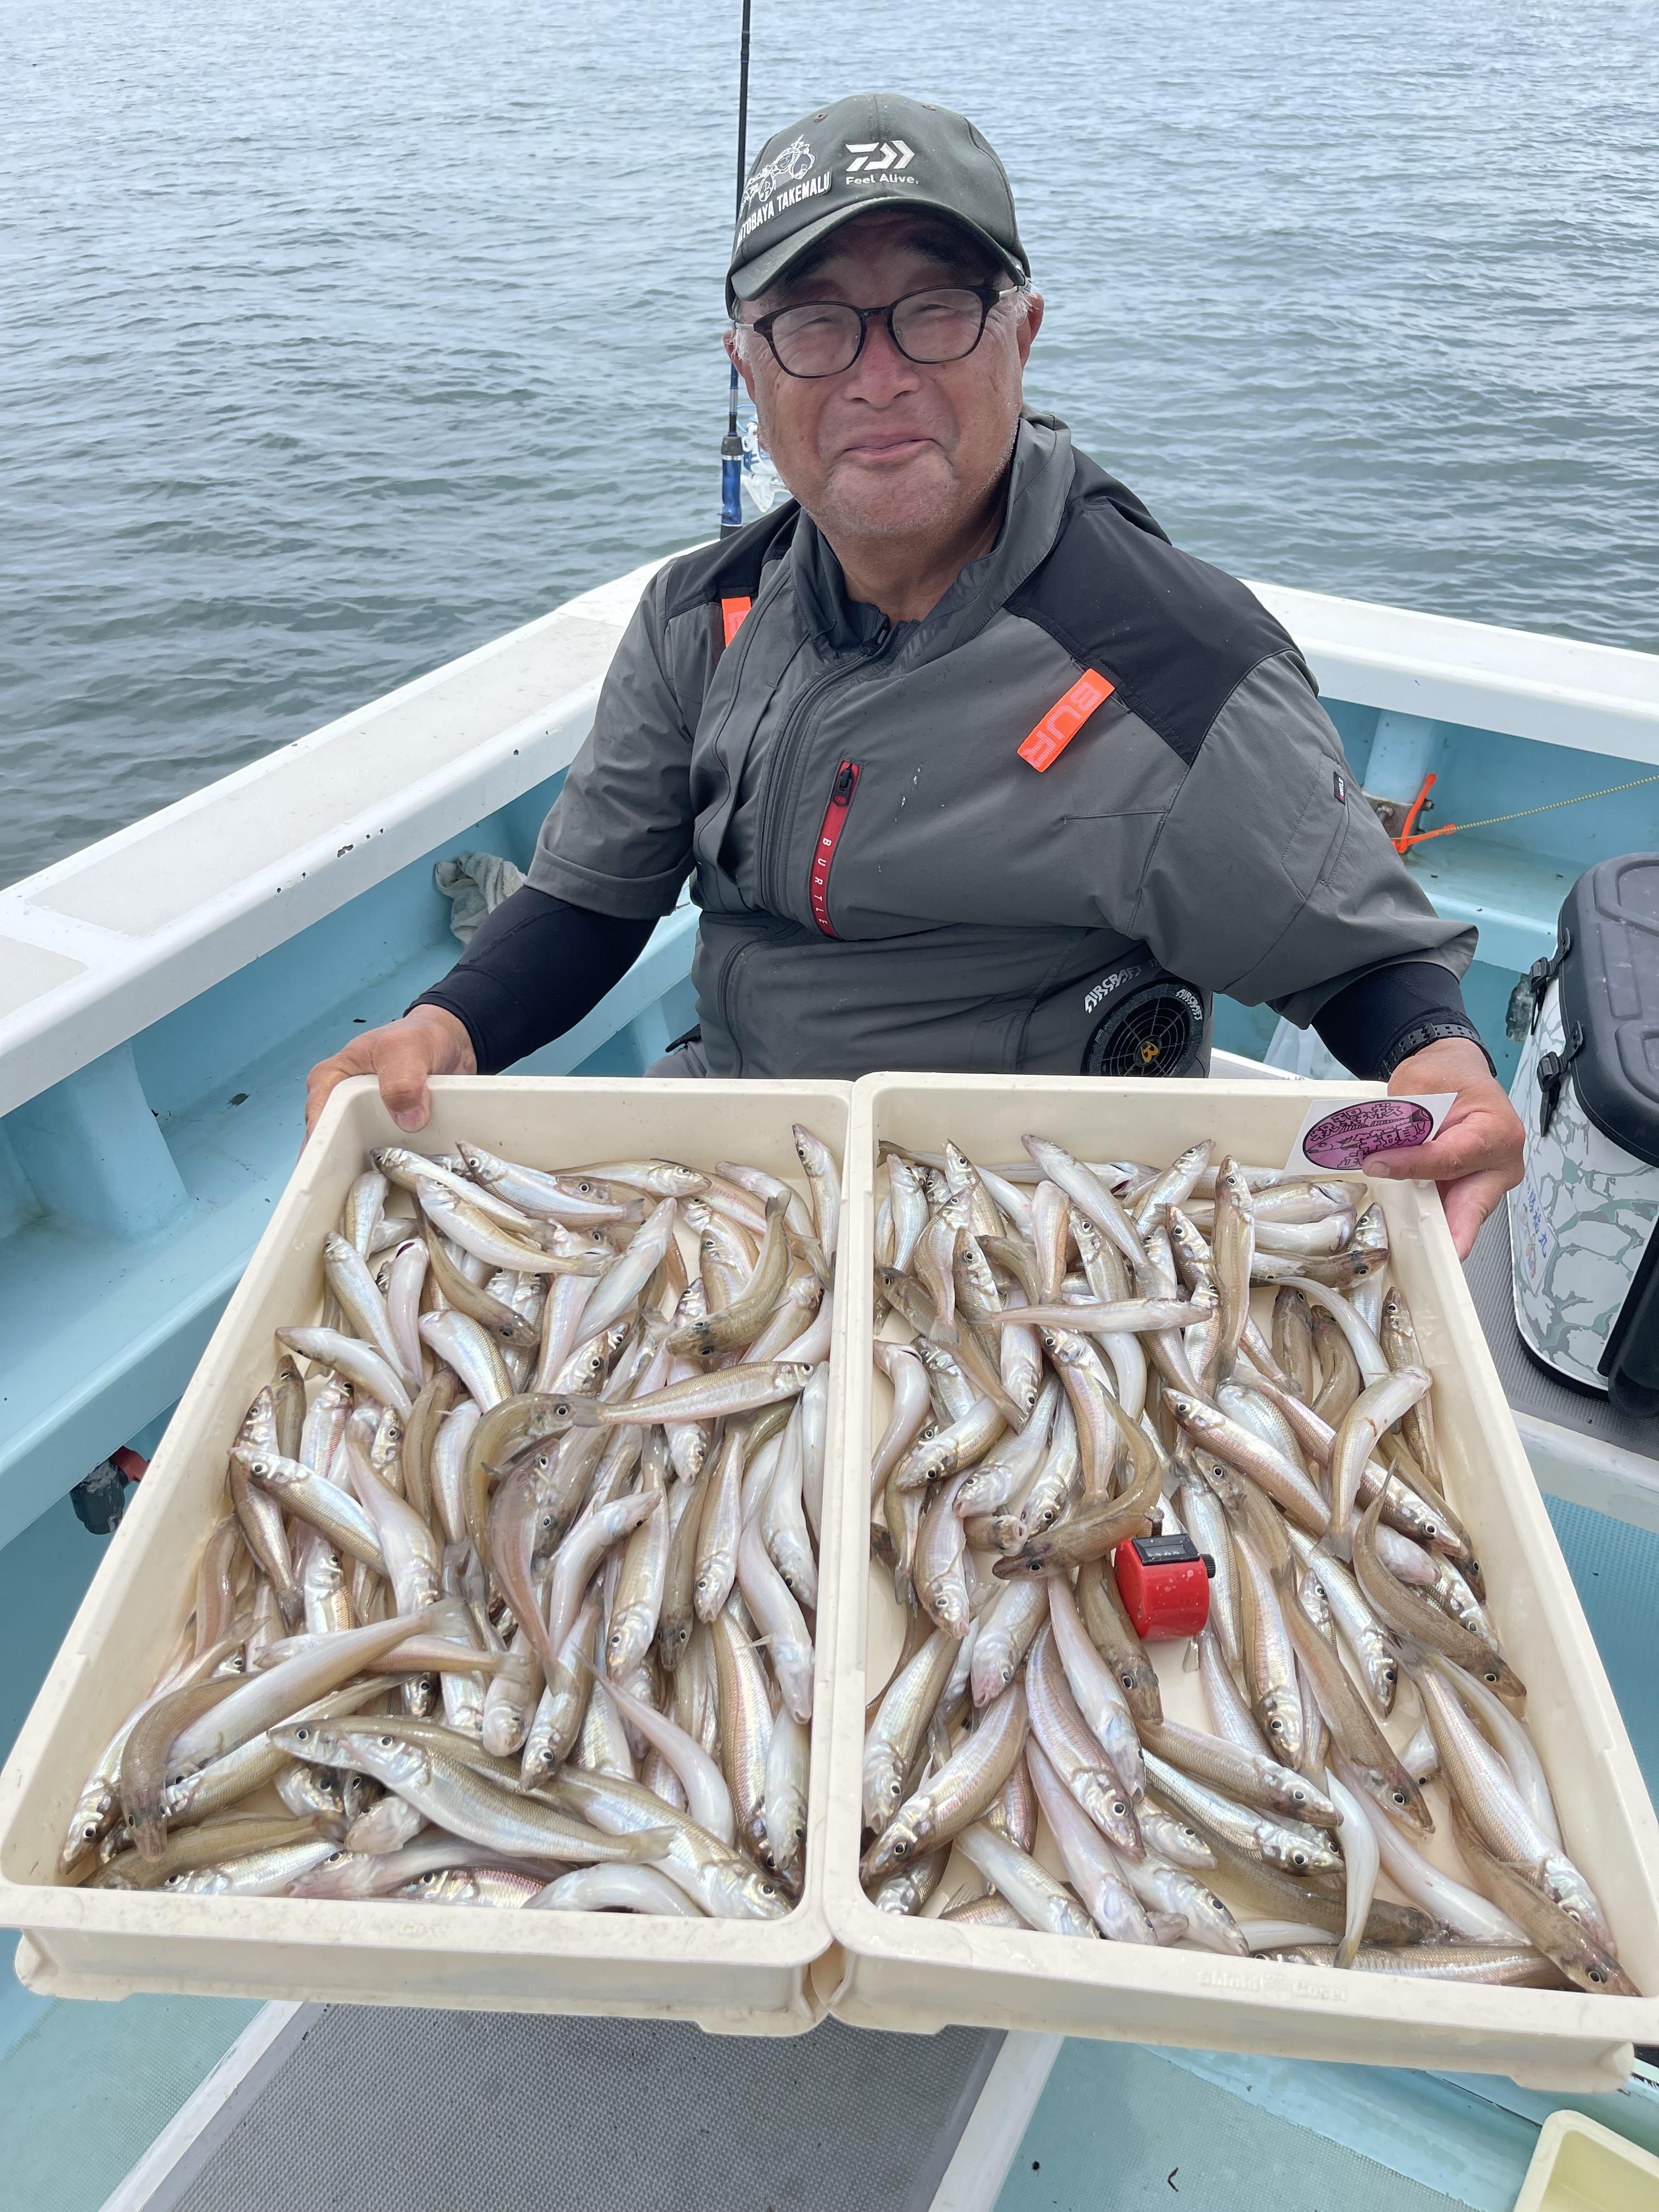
[{"x1": 844, "y1": 140, "x2": 915, "y2": 174}]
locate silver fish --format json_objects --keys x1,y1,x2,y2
[
  {"x1": 275, "y1": 1721, "x2": 670, "y2": 1865},
  {"x1": 956, "y1": 1819, "x2": 1099, "y2": 1940},
  {"x1": 549, "y1": 1767, "x2": 787, "y2": 1921},
  {"x1": 528, "y1": 1865, "x2": 704, "y2": 1916},
  {"x1": 1142, "y1": 1753, "x2": 1340, "y2": 1877},
  {"x1": 276, "y1": 1328, "x2": 413, "y2": 1419}
]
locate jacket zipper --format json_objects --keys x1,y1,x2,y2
[
  {"x1": 754, "y1": 622, "x2": 891, "y2": 916},
  {"x1": 808, "y1": 761, "x2": 861, "y2": 937}
]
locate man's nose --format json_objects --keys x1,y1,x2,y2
[{"x1": 842, "y1": 311, "x2": 922, "y2": 402}]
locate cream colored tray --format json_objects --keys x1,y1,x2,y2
[
  {"x1": 1513, "y1": 2110, "x2": 1659, "y2": 2210},
  {"x1": 820, "y1": 1074, "x2": 1659, "y2": 2089},
  {"x1": 0, "y1": 1075, "x2": 849, "y2": 2034}
]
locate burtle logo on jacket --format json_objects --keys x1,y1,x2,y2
[{"x1": 1018, "y1": 670, "x2": 1115, "y2": 772}]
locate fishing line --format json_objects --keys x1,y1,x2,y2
[
  {"x1": 1395, "y1": 769, "x2": 1659, "y2": 853},
  {"x1": 720, "y1": 0, "x2": 754, "y2": 537}
]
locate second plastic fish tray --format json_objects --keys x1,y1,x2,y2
[{"x1": 819, "y1": 1074, "x2": 1659, "y2": 2091}]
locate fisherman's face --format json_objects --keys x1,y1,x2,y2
[{"x1": 729, "y1": 211, "x2": 1042, "y2": 548}]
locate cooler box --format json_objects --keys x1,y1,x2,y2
[{"x1": 1509, "y1": 855, "x2": 1659, "y2": 1413}]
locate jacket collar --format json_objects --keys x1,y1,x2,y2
[{"x1": 788, "y1": 411, "x2": 1075, "y2": 661}]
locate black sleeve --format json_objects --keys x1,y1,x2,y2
[
  {"x1": 410, "y1": 886, "x2": 656, "y2": 1074},
  {"x1": 1311, "y1": 961, "x2": 1493, "y2": 1083}
]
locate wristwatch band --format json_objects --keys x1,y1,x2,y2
[{"x1": 1376, "y1": 1017, "x2": 1494, "y2": 1082}]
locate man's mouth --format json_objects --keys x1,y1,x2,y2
[{"x1": 836, "y1": 435, "x2": 936, "y2": 466}]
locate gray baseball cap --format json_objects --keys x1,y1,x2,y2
[{"x1": 727, "y1": 92, "x2": 1029, "y2": 313}]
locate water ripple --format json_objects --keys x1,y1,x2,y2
[{"x1": 2, "y1": 0, "x2": 1655, "y2": 885}]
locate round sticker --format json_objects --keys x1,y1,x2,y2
[{"x1": 1300, "y1": 1098, "x2": 1435, "y2": 1170}]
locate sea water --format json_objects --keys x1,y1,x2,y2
[{"x1": 3, "y1": 0, "x2": 1656, "y2": 885}]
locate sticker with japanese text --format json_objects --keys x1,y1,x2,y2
[{"x1": 1285, "y1": 1093, "x2": 1457, "y2": 1173}]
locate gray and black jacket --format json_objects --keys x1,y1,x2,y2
[{"x1": 421, "y1": 414, "x2": 1479, "y2": 1080}]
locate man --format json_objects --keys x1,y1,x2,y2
[{"x1": 307, "y1": 92, "x2": 1522, "y2": 1255}]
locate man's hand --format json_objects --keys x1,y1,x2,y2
[
  {"x1": 304, "y1": 1006, "x2": 476, "y2": 1140},
  {"x1": 1362, "y1": 1037, "x2": 1523, "y2": 1261}
]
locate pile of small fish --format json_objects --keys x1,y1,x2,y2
[
  {"x1": 60, "y1": 1129, "x2": 842, "y2": 1921},
  {"x1": 861, "y1": 1133, "x2": 1640, "y2": 1994}
]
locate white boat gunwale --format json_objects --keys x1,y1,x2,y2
[
  {"x1": 3, "y1": 568, "x2": 1657, "y2": 1123},
  {"x1": 1, "y1": 564, "x2": 1657, "y2": 1545}
]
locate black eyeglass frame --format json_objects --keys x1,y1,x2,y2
[{"x1": 735, "y1": 280, "x2": 1020, "y2": 379}]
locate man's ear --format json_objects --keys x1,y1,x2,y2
[
  {"x1": 724, "y1": 326, "x2": 771, "y2": 450},
  {"x1": 724, "y1": 325, "x2": 761, "y2": 408},
  {"x1": 1015, "y1": 292, "x2": 1045, "y2": 365}
]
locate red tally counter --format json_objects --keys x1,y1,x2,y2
[{"x1": 1114, "y1": 1531, "x2": 1213, "y2": 1641}]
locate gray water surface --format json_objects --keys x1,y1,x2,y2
[{"x1": 4, "y1": 0, "x2": 1656, "y2": 888}]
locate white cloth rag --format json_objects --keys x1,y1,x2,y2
[{"x1": 433, "y1": 851, "x2": 526, "y2": 946}]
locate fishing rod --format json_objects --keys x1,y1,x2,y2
[{"x1": 719, "y1": 0, "x2": 754, "y2": 537}]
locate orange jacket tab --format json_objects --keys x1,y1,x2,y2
[
  {"x1": 1017, "y1": 669, "x2": 1115, "y2": 772},
  {"x1": 721, "y1": 596, "x2": 753, "y2": 649}
]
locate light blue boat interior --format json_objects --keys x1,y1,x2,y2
[
  {"x1": 4, "y1": 680, "x2": 1659, "y2": 2209},
  {"x1": 8, "y1": 691, "x2": 1659, "y2": 1559}
]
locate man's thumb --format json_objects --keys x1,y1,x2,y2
[{"x1": 375, "y1": 1031, "x2": 437, "y2": 1131}]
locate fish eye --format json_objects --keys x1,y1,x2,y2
[
  {"x1": 1120, "y1": 1673, "x2": 1136, "y2": 1690},
  {"x1": 893, "y1": 1840, "x2": 911, "y2": 1860},
  {"x1": 1590, "y1": 1965, "x2": 1607, "y2": 1984},
  {"x1": 1112, "y1": 1801, "x2": 1127, "y2": 1818},
  {"x1": 1384, "y1": 1667, "x2": 1398, "y2": 1684},
  {"x1": 378, "y1": 1735, "x2": 394, "y2": 1746},
  {"x1": 1391, "y1": 1788, "x2": 1407, "y2": 1805},
  {"x1": 761, "y1": 1881, "x2": 777, "y2": 1897},
  {"x1": 1290, "y1": 1850, "x2": 1308, "y2": 1870}
]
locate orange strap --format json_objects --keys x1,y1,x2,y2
[
  {"x1": 1392, "y1": 771, "x2": 1455, "y2": 853},
  {"x1": 721, "y1": 596, "x2": 753, "y2": 649},
  {"x1": 1018, "y1": 669, "x2": 1115, "y2": 772}
]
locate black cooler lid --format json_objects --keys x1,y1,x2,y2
[{"x1": 1558, "y1": 854, "x2": 1659, "y2": 1169}]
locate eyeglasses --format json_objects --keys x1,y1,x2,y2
[{"x1": 738, "y1": 283, "x2": 1018, "y2": 379}]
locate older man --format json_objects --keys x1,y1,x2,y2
[{"x1": 307, "y1": 91, "x2": 1522, "y2": 1254}]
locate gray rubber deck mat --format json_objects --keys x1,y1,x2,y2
[
  {"x1": 1464, "y1": 1208, "x2": 1656, "y2": 1459},
  {"x1": 170, "y1": 2007, "x2": 1003, "y2": 2212}
]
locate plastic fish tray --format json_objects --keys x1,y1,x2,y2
[
  {"x1": 0, "y1": 1075, "x2": 850, "y2": 2034},
  {"x1": 1512, "y1": 2109, "x2": 1659, "y2": 2210},
  {"x1": 819, "y1": 1074, "x2": 1659, "y2": 2090}
]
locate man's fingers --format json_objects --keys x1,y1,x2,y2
[
  {"x1": 1440, "y1": 1167, "x2": 1513, "y2": 1261},
  {"x1": 303, "y1": 1035, "x2": 381, "y2": 1139},
  {"x1": 1364, "y1": 1113, "x2": 1512, "y2": 1184},
  {"x1": 302, "y1": 1009, "x2": 471, "y2": 1148},
  {"x1": 304, "y1": 1054, "x2": 354, "y2": 1141},
  {"x1": 373, "y1": 1034, "x2": 436, "y2": 1132}
]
